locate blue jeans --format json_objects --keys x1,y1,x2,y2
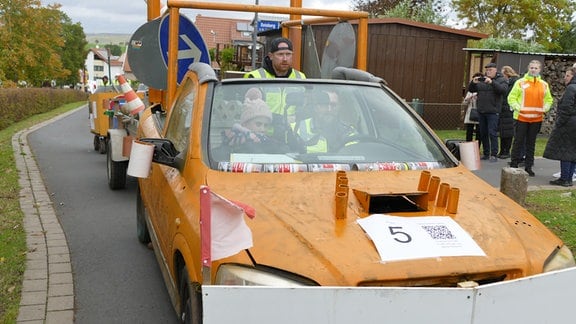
[
  {"x1": 560, "y1": 161, "x2": 576, "y2": 181},
  {"x1": 478, "y1": 113, "x2": 499, "y2": 157}
]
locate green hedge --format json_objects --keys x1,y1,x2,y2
[{"x1": 0, "y1": 88, "x2": 88, "y2": 131}]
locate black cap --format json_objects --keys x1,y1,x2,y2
[
  {"x1": 485, "y1": 63, "x2": 497, "y2": 68},
  {"x1": 270, "y1": 37, "x2": 293, "y2": 53}
]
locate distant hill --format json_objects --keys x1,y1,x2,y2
[{"x1": 86, "y1": 33, "x2": 132, "y2": 46}]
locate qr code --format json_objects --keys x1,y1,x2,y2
[{"x1": 422, "y1": 225, "x2": 456, "y2": 240}]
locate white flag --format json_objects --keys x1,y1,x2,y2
[{"x1": 200, "y1": 186, "x2": 253, "y2": 264}]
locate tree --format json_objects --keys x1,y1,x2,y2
[
  {"x1": 0, "y1": 0, "x2": 87, "y2": 86},
  {"x1": 0, "y1": 0, "x2": 66, "y2": 85},
  {"x1": 556, "y1": 21, "x2": 576, "y2": 54},
  {"x1": 104, "y1": 44, "x2": 122, "y2": 56},
  {"x1": 471, "y1": 37, "x2": 546, "y2": 53},
  {"x1": 351, "y1": 0, "x2": 446, "y2": 24},
  {"x1": 381, "y1": 0, "x2": 446, "y2": 25},
  {"x1": 452, "y1": 0, "x2": 575, "y2": 51},
  {"x1": 351, "y1": 0, "x2": 404, "y2": 18},
  {"x1": 59, "y1": 13, "x2": 88, "y2": 86}
]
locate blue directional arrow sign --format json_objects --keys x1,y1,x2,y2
[{"x1": 159, "y1": 14, "x2": 211, "y2": 84}]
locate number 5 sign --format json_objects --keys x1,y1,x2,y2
[{"x1": 357, "y1": 215, "x2": 485, "y2": 262}]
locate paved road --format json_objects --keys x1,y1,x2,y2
[{"x1": 27, "y1": 107, "x2": 177, "y2": 323}]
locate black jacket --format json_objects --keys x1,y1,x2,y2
[
  {"x1": 543, "y1": 77, "x2": 576, "y2": 162},
  {"x1": 499, "y1": 76, "x2": 519, "y2": 138},
  {"x1": 468, "y1": 72, "x2": 508, "y2": 114}
]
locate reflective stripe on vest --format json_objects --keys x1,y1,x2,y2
[
  {"x1": 517, "y1": 80, "x2": 547, "y2": 123},
  {"x1": 292, "y1": 119, "x2": 328, "y2": 153}
]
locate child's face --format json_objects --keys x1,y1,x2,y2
[{"x1": 243, "y1": 116, "x2": 270, "y2": 134}]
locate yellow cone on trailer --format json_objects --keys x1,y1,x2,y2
[{"x1": 116, "y1": 74, "x2": 145, "y2": 115}]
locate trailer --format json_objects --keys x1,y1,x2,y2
[
  {"x1": 88, "y1": 87, "x2": 118, "y2": 154},
  {"x1": 88, "y1": 83, "x2": 144, "y2": 189}
]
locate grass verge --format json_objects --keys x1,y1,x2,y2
[
  {"x1": 526, "y1": 190, "x2": 576, "y2": 254},
  {"x1": 434, "y1": 129, "x2": 548, "y2": 156},
  {"x1": 0, "y1": 102, "x2": 84, "y2": 324}
]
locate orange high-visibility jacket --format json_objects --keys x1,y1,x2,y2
[{"x1": 507, "y1": 74, "x2": 553, "y2": 123}]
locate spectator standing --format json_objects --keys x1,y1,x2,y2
[
  {"x1": 498, "y1": 66, "x2": 520, "y2": 159},
  {"x1": 463, "y1": 73, "x2": 482, "y2": 142},
  {"x1": 468, "y1": 62, "x2": 508, "y2": 162},
  {"x1": 508, "y1": 60, "x2": 553, "y2": 176},
  {"x1": 543, "y1": 67, "x2": 576, "y2": 187}
]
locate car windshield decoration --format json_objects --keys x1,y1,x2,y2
[{"x1": 208, "y1": 80, "x2": 453, "y2": 172}]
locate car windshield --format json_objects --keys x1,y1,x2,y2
[{"x1": 207, "y1": 80, "x2": 454, "y2": 172}]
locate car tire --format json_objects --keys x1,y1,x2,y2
[
  {"x1": 179, "y1": 266, "x2": 202, "y2": 324},
  {"x1": 98, "y1": 137, "x2": 107, "y2": 154},
  {"x1": 107, "y1": 140, "x2": 128, "y2": 190},
  {"x1": 93, "y1": 135, "x2": 100, "y2": 151},
  {"x1": 136, "y1": 184, "x2": 151, "y2": 244}
]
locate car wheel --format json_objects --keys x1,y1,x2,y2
[
  {"x1": 179, "y1": 266, "x2": 202, "y2": 324},
  {"x1": 98, "y1": 137, "x2": 107, "y2": 154},
  {"x1": 93, "y1": 135, "x2": 100, "y2": 151},
  {"x1": 136, "y1": 184, "x2": 151, "y2": 244},
  {"x1": 107, "y1": 140, "x2": 127, "y2": 190}
]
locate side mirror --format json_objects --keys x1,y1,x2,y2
[
  {"x1": 444, "y1": 139, "x2": 462, "y2": 160},
  {"x1": 139, "y1": 138, "x2": 185, "y2": 170}
]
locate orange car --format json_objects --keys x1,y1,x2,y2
[{"x1": 135, "y1": 63, "x2": 574, "y2": 322}]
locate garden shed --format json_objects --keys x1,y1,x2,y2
[{"x1": 305, "y1": 19, "x2": 486, "y2": 129}]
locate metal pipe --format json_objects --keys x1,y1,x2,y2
[
  {"x1": 168, "y1": 0, "x2": 369, "y2": 18},
  {"x1": 166, "y1": 7, "x2": 180, "y2": 109}
]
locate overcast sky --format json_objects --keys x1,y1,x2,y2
[{"x1": 41, "y1": 0, "x2": 353, "y2": 34}]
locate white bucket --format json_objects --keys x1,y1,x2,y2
[
  {"x1": 459, "y1": 141, "x2": 481, "y2": 170},
  {"x1": 127, "y1": 140, "x2": 155, "y2": 178}
]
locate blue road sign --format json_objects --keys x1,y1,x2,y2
[
  {"x1": 159, "y1": 14, "x2": 211, "y2": 84},
  {"x1": 257, "y1": 20, "x2": 280, "y2": 32}
]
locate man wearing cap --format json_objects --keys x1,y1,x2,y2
[
  {"x1": 244, "y1": 37, "x2": 307, "y2": 145},
  {"x1": 468, "y1": 62, "x2": 508, "y2": 162},
  {"x1": 244, "y1": 37, "x2": 306, "y2": 80}
]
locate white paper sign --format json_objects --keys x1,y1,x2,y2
[{"x1": 357, "y1": 215, "x2": 486, "y2": 262}]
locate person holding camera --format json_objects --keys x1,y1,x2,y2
[
  {"x1": 467, "y1": 62, "x2": 508, "y2": 162},
  {"x1": 463, "y1": 72, "x2": 483, "y2": 142}
]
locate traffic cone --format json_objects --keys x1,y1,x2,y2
[{"x1": 116, "y1": 75, "x2": 145, "y2": 116}]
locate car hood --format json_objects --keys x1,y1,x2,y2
[{"x1": 205, "y1": 165, "x2": 562, "y2": 287}]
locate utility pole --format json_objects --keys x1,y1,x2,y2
[
  {"x1": 251, "y1": 0, "x2": 259, "y2": 70},
  {"x1": 107, "y1": 45, "x2": 112, "y2": 83}
]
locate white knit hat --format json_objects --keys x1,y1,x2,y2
[{"x1": 240, "y1": 99, "x2": 272, "y2": 125}]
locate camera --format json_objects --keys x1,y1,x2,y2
[{"x1": 477, "y1": 76, "x2": 486, "y2": 82}]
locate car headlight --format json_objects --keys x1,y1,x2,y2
[
  {"x1": 543, "y1": 245, "x2": 576, "y2": 272},
  {"x1": 215, "y1": 264, "x2": 314, "y2": 286}
]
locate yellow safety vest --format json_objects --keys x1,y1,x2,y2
[
  {"x1": 291, "y1": 119, "x2": 328, "y2": 153},
  {"x1": 244, "y1": 68, "x2": 306, "y2": 115}
]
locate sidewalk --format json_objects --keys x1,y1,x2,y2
[
  {"x1": 472, "y1": 156, "x2": 571, "y2": 191},
  {"x1": 12, "y1": 109, "x2": 79, "y2": 324}
]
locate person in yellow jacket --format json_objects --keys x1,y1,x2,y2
[
  {"x1": 244, "y1": 37, "x2": 306, "y2": 145},
  {"x1": 507, "y1": 60, "x2": 553, "y2": 176},
  {"x1": 291, "y1": 91, "x2": 355, "y2": 153}
]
